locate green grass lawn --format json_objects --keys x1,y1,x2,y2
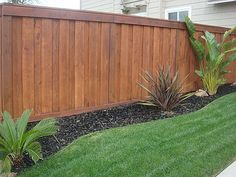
[{"x1": 20, "y1": 93, "x2": 236, "y2": 177}]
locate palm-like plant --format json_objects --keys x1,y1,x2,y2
[
  {"x1": 138, "y1": 66, "x2": 191, "y2": 112},
  {"x1": 185, "y1": 17, "x2": 236, "y2": 95},
  {"x1": 0, "y1": 110, "x2": 58, "y2": 173}
]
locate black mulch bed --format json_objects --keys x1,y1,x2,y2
[{"x1": 15, "y1": 84, "x2": 236, "y2": 173}]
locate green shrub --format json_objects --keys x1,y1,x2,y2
[
  {"x1": 185, "y1": 16, "x2": 236, "y2": 95},
  {"x1": 0, "y1": 110, "x2": 58, "y2": 174},
  {"x1": 138, "y1": 66, "x2": 191, "y2": 112}
]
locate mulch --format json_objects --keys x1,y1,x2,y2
[{"x1": 15, "y1": 84, "x2": 236, "y2": 173}]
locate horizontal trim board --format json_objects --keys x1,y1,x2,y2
[
  {"x1": 208, "y1": 0, "x2": 236, "y2": 4},
  {"x1": 0, "y1": 3, "x2": 233, "y2": 34}
]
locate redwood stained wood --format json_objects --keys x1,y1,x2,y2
[
  {"x1": 95, "y1": 23, "x2": 101, "y2": 106},
  {"x1": 127, "y1": 25, "x2": 133, "y2": 100},
  {"x1": 69, "y1": 21, "x2": 75, "y2": 109},
  {"x1": 88, "y1": 22, "x2": 97, "y2": 107},
  {"x1": 0, "y1": 5, "x2": 235, "y2": 121},
  {"x1": 176, "y1": 30, "x2": 188, "y2": 91},
  {"x1": 153, "y1": 27, "x2": 161, "y2": 72},
  {"x1": 12, "y1": 17, "x2": 23, "y2": 117},
  {"x1": 22, "y1": 17, "x2": 35, "y2": 112},
  {"x1": 120, "y1": 24, "x2": 129, "y2": 101},
  {"x1": 0, "y1": 17, "x2": 2, "y2": 117},
  {"x1": 52, "y1": 20, "x2": 60, "y2": 112},
  {"x1": 162, "y1": 28, "x2": 171, "y2": 67},
  {"x1": 142, "y1": 26, "x2": 153, "y2": 98},
  {"x1": 59, "y1": 20, "x2": 70, "y2": 111},
  {"x1": 34, "y1": 18, "x2": 42, "y2": 115},
  {"x1": 100, "y1": 23, "x2": 110, "y2": 105},
  {"x1": 2, "y1": 16, "x2": 13, "y2": 113},
  {"x1": 75, "y1": 21, "x2": 85, "y2": 108},
  {"x1": 109, "y1": 24, "x2": 121, "y2": 103},
  {"x1": 170, "y1": 29, "x2": 177, "y2": 75},
  {"x1": 132, "y1": 25, "x2": 143, "y2": 99},
  {"x1": 41, "y1": 19, "x2": 53, "y2": 113},
  {"x1": 83, "y1": 22, "x2": 90, "y2": 107}
]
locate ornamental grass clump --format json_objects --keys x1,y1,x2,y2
[
  {"x1": 185, "y1": 16, "x2": 236, "y2": 95},
  {"x1": 0, "y1": 110, "x2": 58, "y2": 174},
  {"x1": 138, "y1": 66, "x2": 191, "y2": 112}
]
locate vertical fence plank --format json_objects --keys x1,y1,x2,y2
[
  {"x1": 75, "y1": 21, "x2": 84, "y2": 108},
  {"x1": 22, "y1": 18, "x2": 35, "y2": 111},
  {"x1": 100, "y1": 23, "x2": 110, "y2": 105},
  {"x1": 153, "y1": 27, "x2": 161, "y2": 72},
  {"x1": 75, "y1": 21, "x2": 88, "y2": 108},
  {"x1": 95, "y1": 23, "x2": 102, "y2": 106},
  {"x1": 109, "y1": 24, "x2": 121, "y2": 103},
  {"x1": 127, "y1": 25, "x2": 133, "y2": 100},
  {"x1": 162, "y1": 28, "x2": 171, "y2": 67},
  {"x1": 132, "y1": 25, "x2": 143, "y2": 99},
  {"x1": 1, "y1": 9, "x2": 236, "y2": 121},
  {"x1": 59, "y1": 20, "x2": 70, "y2": 111},
  {"x1": 34, "y1": 19, "x2": 42, "y2": 115},
  {"x1": 120, "y1": 24, "x2": 129, "y2": 101},
  {"x1": 12, "y1": 17, "x2": 23, "y2": 117},
  {"x1": 0, "y1": 17, "x2": 2, "y2": 117},
  {"x1": 170, "y1": 29, "x2": 177, "y2": 74},
  {"x1": 69, "y1": 21, "x2": 75, "y2": 109},
  {"x1": 52, "y1": 20, "x2": 60, "y2": 112},
  {"x1": 41, "y1": 19, "x2": 53, "y2": 113},
  {"x1": 2, "y1": 16, "x2": 13, "y2": 114},
  {"x1": 88, "y1": 22, "x2": 98, "y2": 106},
  {"x1": 176, "y1": 30, "x2": 190, "y2": 91},
  {"x1": 142, "y1": 26, "x2": 153, "y2": 98},
  {"x1": 83, "y1": 22, "x2": 90, "y2": 107}
]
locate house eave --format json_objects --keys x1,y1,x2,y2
[{"x1": 208, "y1": 0, "x2": 236, "y2": 4}]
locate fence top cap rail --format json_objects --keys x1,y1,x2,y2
[{"x1": 0, "y1": 2, "x2": 233, "y2": 34}]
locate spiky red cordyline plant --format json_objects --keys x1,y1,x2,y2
[{"x1": 138, "y1": 66, "x2": 192, "y2": 112}]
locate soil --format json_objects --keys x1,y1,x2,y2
[{"x1": 14, "y1": 84, "x2": 236, "y2": 173}]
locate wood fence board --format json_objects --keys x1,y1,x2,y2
[
  {"x1": 75, "y1": 21, "x2": 85, "y2": 108},
  {"x1": 69, "y1": 21, "x2": 75, "y2": 109},
  {"x1": 22, "y1": 18, "x2": 35, "y2": 112},
  {"x1": 41, "y1": 19, "x2": 53, "y2": 113},
  {"x1": 132, "y1": 25, "x2": 143, "y2": 99},
  {"x1": 109, "y1": 24, "x2": 121, "y2": 103},
  {"x1": 0, "y1": 17, "x2": 2, "y2": 117},
  {"x1": 2, "y1": 16, "x2": 13, "y2": 114},
  {"x1": 120, "y1": 24, "x2": 129, "y2": 101},
  {"x1": 52, "y1": 20, "x2": 60, "y2": 112},
  {"x1": 0, "y1": 4, "x2": 235, "y2": 120},
  {"x1": 34, "y1": 18, "x2": 42, "y2": 115},
  {"x1": 100, "y1": 23, "x2": 110, "y2": 104},
  {"x1": 12, "y1": 17, "x2": 23, "y2": 117},
  {"x1": 59, "y1": 20, "x2": 70, "y2": 111}
]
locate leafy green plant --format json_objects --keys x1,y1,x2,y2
[
  {"x1": 0, "y1": 110, "x2": 58, "y2": 174},
  {"x1": 185, "y1": 16, "x2": 236, "y2": 95},
  {"x1": 138, "y1": 66, "x2": 191, "y2": 112}
]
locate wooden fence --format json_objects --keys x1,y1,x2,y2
[{"x1": 0, "y1": 3, "x2": 235, "y2": 121}]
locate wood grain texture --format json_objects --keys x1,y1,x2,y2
[
  {"x1": 0, "y1": 17, "x2": 2, "y2": 118},
  {"x1": 41, "y1": 19, "x2": 53, "y2": 113},
  {"x1": 2, "y1": 16, "x2": 13, "y2": 113},
  {"x1": 52, "y1": 20, "x2": 60, "y2": 112},
  {"x1": 34, "y1": 18, "x2": 42, "y2": 115},
  {"x1": 22, "y1": 17, "x2": 35, "y2": 111},
  {"x1": 0, "y1": 6, "x2": 235, "y2": 121},
  {"x1": 59, "y1": 20, "x2": 70, "y2": 111},
  {"x1": 12, "y1": 17, "x2": 23, "y2": 117}
]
